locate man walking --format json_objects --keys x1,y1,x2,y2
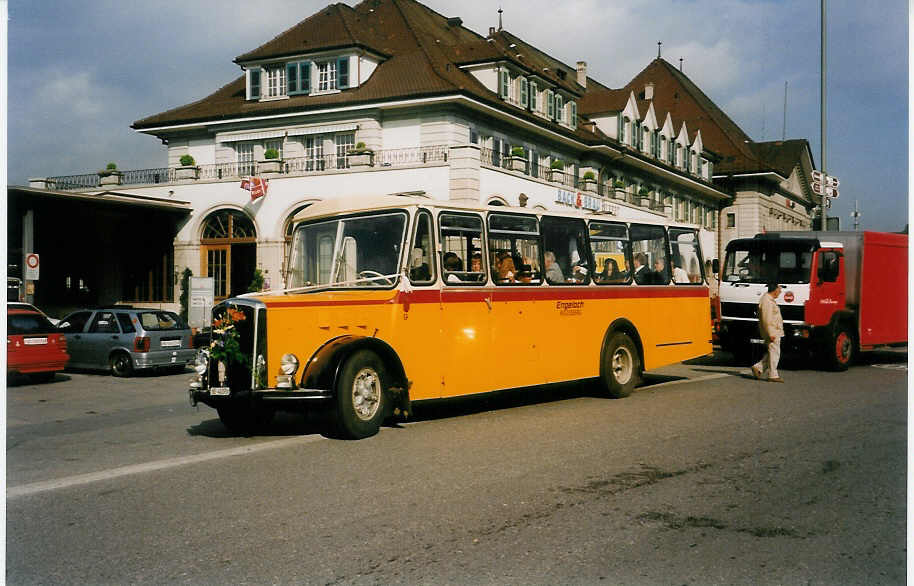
[{"x1": 752, "y1": 283, "x2": 784, "y2": 383}]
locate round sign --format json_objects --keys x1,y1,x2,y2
[
  {"x1": 26, "y1": 254, "x2": 39, "y2": 269},
  {"x1": 784, "y1": 291, "x2": 795, "y2": 303}
]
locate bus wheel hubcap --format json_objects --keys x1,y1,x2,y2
[
  {"x1": 612, "y1": 347, "x2": 633, "y2": 384},
  {"x1": 352, "y1": 368, "x2": 381, "y2": 421}
]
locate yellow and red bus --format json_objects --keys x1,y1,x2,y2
[{"x1": 189, "y1": 195, "x2": 712, "y2": 438}]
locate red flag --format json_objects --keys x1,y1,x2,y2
[{"x1": 240, "y1": 177, "x2": 268, "y2": 200}]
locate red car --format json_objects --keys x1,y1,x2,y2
[{"x1": 7, "y1": 308, "x2": 69, "y2": 383}]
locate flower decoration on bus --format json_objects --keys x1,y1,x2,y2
[{"x1": 209, "y1": 307, "x2": 249, "y2": 368}]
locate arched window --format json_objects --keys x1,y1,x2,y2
[{"x1": 200, "y1": 209, "x2": 257, "y2": 300}]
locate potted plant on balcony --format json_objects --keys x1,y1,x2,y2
[
  {"x1": 348, "y1": 142, "x2": 374, "y2": 167},
  {"x1": 98, "y1": 162, "x2": 122, "y2": 186},
  {"x1": 509, "y1": 146, "x2": 527, "y2": 172},
  {"x1": 581, "y1": 170, "x2": 597, "y2": 192},
  {"x1": 549, "y1": 159, "x2": 565, "y2": 182},
  {"x1": 259, "y1": 148, "x2": 283, "y2": 174},
  {"x1": 638, "y1": 186, "x2": 652, "y2": 207},
  {"x1": 176, "y1": 154, "x2": 200, "y2": 180},
  {"x1": 613, "y1": 178, "x2": 627, "y2": 200}
]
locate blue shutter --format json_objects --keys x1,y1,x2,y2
[
  {"x1": 546, "y1": 90, "x2": 554, "y2": 118},
  {"x1": 302, "y1": 62, "x2": 311, "y2": 94},
  {"x1": 618, "y1": 115, "x2": 623, "y2": 142},
  {"x1": 570, "y1": 101, "x2": 577, "y2": 129},
  {"x1": 520, "y1": 78, "x2": 528, "y2": 108},
  {"x1": 530, "y1": 81, "x2": 537, "y2": 111},
  {"x1": 338, "y1": 57, "x2": 349, "y2": 88},
  {"x1": 287, "y1": 63, "x2": 298, "y2": 94}
]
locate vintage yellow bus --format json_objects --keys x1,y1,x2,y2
[{"x1": 189, "y1": 195, "x2": 712, "y2": 438}]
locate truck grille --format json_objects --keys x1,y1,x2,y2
[{"x1": 721, "y1": 302, "x2": 805, "y2": 322}]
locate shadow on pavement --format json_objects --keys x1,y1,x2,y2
[
  {"x1": 187, "y1": 410, "x2": 325, "y2": 438},
  {"x1": 6, "y1": 372, "x2": 74, "y2": 387}
]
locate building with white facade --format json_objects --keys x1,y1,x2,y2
[{"x1": 21, "y1": 0, "x2": 817, "y2": 314}]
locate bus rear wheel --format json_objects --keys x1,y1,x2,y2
[
  {"x1": 332, "y1": 350, "x2": 387, "y2": 439},
  {"x1": 601, "y1": 332, "x2": 641, "y2": 398}
]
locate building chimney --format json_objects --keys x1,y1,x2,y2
[
  {"x1": 489, "y1": 26, "x2": 496, "y2": 37},
  {"x1": 446, "y1": 17, "x2": 463, "y2": 27},
  {"x1": 644, "y1": 82, "x2": 654, "y2": 100},
  {"x1": 576, "y1": 61, "x2": 587, "y2": 88}
]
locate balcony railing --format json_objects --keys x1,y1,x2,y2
[{"x1": 47, "y1": 145, "x2": 450, "y2": 191}]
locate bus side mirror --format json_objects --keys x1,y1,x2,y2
[{"x1": 711, "y1": 259, "x2": 720, "y2": 274}]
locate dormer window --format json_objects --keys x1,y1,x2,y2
[
  {"x1": 318, "y1": 60, "x2": 337, "y2": 92},
  {"x1": 264, "y1": 66, "x2": 286, "y2": 98},
  {"x1": 248, "y1": 69, "x2": 261, "y2": 100},
  {"x1": 287, "y1": 61, "x2": 311, "y2": 95},
  {"x1": 529, "y1": 80, "x2": 538, "y2": 111},
  {"x1": 554, "y1": 94, "x2": 563, "y2": 123},
  {"x1": 247, "y1": 56, "x2": 351, "y2": 100}
]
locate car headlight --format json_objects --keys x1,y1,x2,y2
[
  {"x1": 194, "y1": 350, "x2": 209, "y2": 375},
  {"x1": 280, "y1": 353, "x2": 300, "y2": 375}
]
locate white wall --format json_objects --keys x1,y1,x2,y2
[{"x1": 382, "y1": 116, "x2": 421, "y2": 150}]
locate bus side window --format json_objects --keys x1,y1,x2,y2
[
  {"x1": 408, "y1": 210, "x2": 435, "y2": 285},
  {"x1": 630, "y1": 223, "x2": 670, "y2": 285},
  {"x1": 439, "y1": 213, "x2": 486, "y2": 285},
  {"x1": 668, "y1": 228, "x2": 704, "y2": 285},
  {"x1": 488, "y1": 213, "x2": 542, "y2": 285},
  {"x1": 541, "y1": 216, "x2": 592, "y2": 285},
  {"x1": 589, "y1": 221, "x2": 631, "y2": 285}
]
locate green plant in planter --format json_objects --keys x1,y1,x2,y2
[
  {"x1": 99, "y1": 162, "x2": 119, "y2": 176},
  {"x1": 613, "y1": 179, "x2": 626, "y2": 188},
  {"x1": 511, "y1": 146, "x2": 526, "y2": 158},
  {"x1": 263, "y1": 148, "x2": 280, "y2": 160},
  {"x1": 179, "y1": 154, "x2": 196, "y2": 167},
  {"x1": 349, "y1": 141, "x2": 372, "y2": 154},
  {"x1": 638, "y1": 186, "x2": 650, "y2": 196},
  {"x1": 550, "y1": 159, "x2": 565, "y2": 171},
  {"x1": 583, "y1": 171, "x2": 596, "y2": 181}
]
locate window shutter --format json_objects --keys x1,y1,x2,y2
[
  {"x1": 520, "y1": 78, "x2": 528, "y2": 108},
  {"x1": 618, "y1": 115, "x2": 623, "y2": 141},
  {"x1": 570, "y1": 101, "x2": 577, "y2": 129},
  {"x1": 287, "y1": 63, "x2": 298, "y2": 94},
  {"x1": 554, "y1": 94, "x2": 563, "y2": 122},
  {"x1": 531, "y1": 148, "x2": 538, "y2": 175},
  {"x1": 500, "y1": 68, "x2": 509, "y2": 99},
  {"x1": 546, "y1": 89, "x2": 554, "y2": 118},
  {"x1": 302, "y1": 62, "x2": 311, "y2": 94},
  {"x1": 249, "y1": 69, "x2": 261, "y2": 99},
  {"x1": 529, "y1": 81, "x2": 537, "y2": 110},
  {"x1": 338, "y1": 57, "x2": 349, "y2": 88}
]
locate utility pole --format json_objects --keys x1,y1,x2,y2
[
  {"x1": 820, "y1": 0, "x2": 827, "y2": 231},
  {"x1": 851, "y1": 200, "x2": 861, "y2": 231}
]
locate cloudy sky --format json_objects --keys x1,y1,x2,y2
[{"x1": 6, "y1": 0, "x2": 908, "y2": 231}]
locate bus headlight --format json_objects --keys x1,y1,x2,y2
[
  {"x1": 276, "y1": 353, "x2": 300, "y2": 389},
  {"x1": 279, "y1": 353, "x2": 300, "y2": 375},
  {"x1": 194, "y1": 350, "x2": 210, "y2": 375}
]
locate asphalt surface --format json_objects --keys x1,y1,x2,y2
[{"x1": 6, "y1": 349, "x2": 907, "y2": 585}]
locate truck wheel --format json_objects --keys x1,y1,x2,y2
[
  {"x1": 827, "y1": 325, "x2": 855, "y2": 371},
  {"x1": 217, "y1": 401, "x2": 274, "y2": 435},
  {"x1": 110, "y1": 352, "x2": 133, "y2": 377},
  {"x1": 601, "y1": 332, "x2": 641, "y2": 398},
  {"x1": 333, "y1": 350, "x2": 387, "y2": 439}
]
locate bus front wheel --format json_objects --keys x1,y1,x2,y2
[
  {"x1": 602, "y1": 332, "x2": 641, "y2": 398},
  {"x1": 333, "y1": 350, "x2": 387, "y2": 439}
]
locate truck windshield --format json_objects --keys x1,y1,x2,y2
[
  {"x1": 287, "y1": 212, "x2": 407, "y2": 289},
  {"x1": 723, "y1": 242, "x2": 814, "y2": 284}
]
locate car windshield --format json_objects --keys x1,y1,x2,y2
[
  {"x1": 287, "y1": 211, "x2": 407, "y2": 289},
  {"x1": 8, "y1": 313, "x2": 55, "y2": 334},
  {"x1": 137, "y1": 311, "x2": 185, "y2": 331},
  {"x1": 723, "y1": 241, "x2": 814, "y2": 284}
]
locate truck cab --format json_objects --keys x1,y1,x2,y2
[{"x1": 718, "y1": 234, "x2": 850, "y2": 368}]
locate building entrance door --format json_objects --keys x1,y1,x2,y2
[{"x1": 200, "y1": 209, "x2": 257, "y2": 300}]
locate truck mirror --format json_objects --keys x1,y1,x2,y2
[{"x1": 711, "y1": 259, "x2": 720, "y2": 274}]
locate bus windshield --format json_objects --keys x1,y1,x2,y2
[
  {"x1": 288, "y1": 211, "x2": 407, "y2": 289},
  {"x1": 723, "y1": 241, "x2": 814, "y2": 284}
]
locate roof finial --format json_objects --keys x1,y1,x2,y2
[
  {"x1": 497, "y1": 5, "x2": 503, "y2": 31},
  {"x1": 679, "y1": 57, "x2": 683, "y2": 72},
  {"x1": 657, "y1": 41, "x2": 662, "y2": 59}
]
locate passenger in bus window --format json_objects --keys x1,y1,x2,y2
[
  {"x1": 409, "y1": 248, "x2": 431, "y2": 282},
  {"x1": 688, "y1": 258, "x2": 702, "y2": 283},
  {"x1": 443, "y1": 252, "x2": 463, "y2": 282},
  {"x1": 672, "y1": 259, "x2": 689, "y2": 284},
  {"x1": 632, "y1": 253, "x2": 650, "y2": 284},
  {"x1": 494, "y1": 252, "x2": 516, "y2": 283},
  {"x1": 597, "y1": 258, "x2": 625, "y2": 283},
  {"x1": 470, "y1": 252, "x2": 482, "y2": 273},
  {"x1": 544, "y1": 251, "x2": 564, "y2": 283},
  {"x1": 653, "y1": 257, "x2": 670, "y2": 284}
]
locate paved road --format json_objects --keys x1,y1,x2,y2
[{"x1": 6, "y1": 350, "x2": 907, "y2": 585}]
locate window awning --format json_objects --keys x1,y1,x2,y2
[{"x1": 217, "y1": 123, "x2": 358, "y2": 143}]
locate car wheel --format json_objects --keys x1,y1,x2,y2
[
  {"x1": 110, "y1": 352, "x2": 134, "y2": 377},
  {"x1": 332, "y1": 350, "x2": 387, "y2": 439},
  {"x1": 601, "y1": 332, "x2": 641, "y2": 398}
]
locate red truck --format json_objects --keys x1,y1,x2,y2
[{"x1": 717, "y1": 231, "x2": 907, "y2": 370}]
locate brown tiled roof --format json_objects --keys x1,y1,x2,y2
[
  {"x1": 750, "y1": 140, "x2": 814, "y2": 177},
  {"x1": 578, "y1": 88, "x2": 629, "y2": 116},
  {"x1": 132, "y1": 0, "x2": 601, "y2": 144}
]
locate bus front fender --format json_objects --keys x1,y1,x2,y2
[{"x1": 300, "y1": 335, "x2": 411, "y2": 417}]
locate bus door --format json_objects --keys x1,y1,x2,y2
[
  {"x1": 488, "y1": 213, "x2": 544, "y2": 390},
  {"x1": 438, "y1": 212, "x2": 490, "y2": 398}
]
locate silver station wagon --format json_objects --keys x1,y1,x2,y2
[{"x1": 58, "y1": 308, "x2": 196, "y2": 376}]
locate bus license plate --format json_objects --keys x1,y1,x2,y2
[
  {"x1": 210, "y1": 387, "x2": 230, "y2": 396},
  {"x1": 750, "y1": 338, "x2": 764, "y2": 344}
]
